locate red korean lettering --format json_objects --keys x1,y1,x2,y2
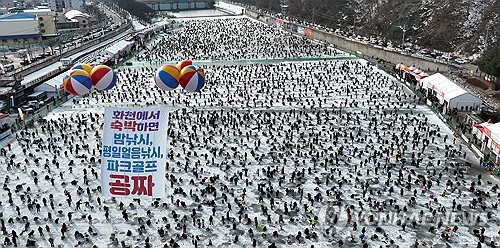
[
  {"x1": 109, "y1": 174, "x2": 131, "y2": 196},
  {"x1": 131, "y1": 175, "x2": 154, "y2": 196}
]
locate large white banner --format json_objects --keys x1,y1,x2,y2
[{"x1": 101, "y1": 106, "x2": 168, "y2": 198}]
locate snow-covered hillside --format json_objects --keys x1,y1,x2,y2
[{"x1": 235, "y1": 0, "x2": 500, "y2": 53}]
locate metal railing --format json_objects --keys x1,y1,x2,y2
[{"x1": 10, "y1": 94, "x2": 70, "y2": 132}]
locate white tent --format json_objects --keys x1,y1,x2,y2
[
  {"x1": 94, "y1": 40, "x2": 134, "y2": 65},
  {"x1": 104, "y1": 40, "x2": 134, "y2": 57},
  {"x1": 35, "y1": 74, "x2": 65, "y2": 98},
  {"x1": 137, "y1": 19, "x2": 171, "y2": 36},
  {"x1": 132, "y1": 20, "x2": 146, "y2": 31},
  {"x1": 473, "y1": 120, "x2": 492, "y2": 140},
  {"x1": 152, "y1": 20, "x2": 169, "y2": 31},
  {"x1": 421, "y1": 73, "x2": 482, "y2": 111},
  {"x1": 492, "y1": 132, "x2": 500, "y2": 157},
  {"x1": 485, "y1": 123, "x2": 500, "y2": 156}
]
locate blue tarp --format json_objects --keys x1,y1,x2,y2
[{"x1": 0, "y1": 12, "x2": 36, "y2": 20}]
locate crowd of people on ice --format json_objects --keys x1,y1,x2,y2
[
  {"x1": 83, "y1": 60, "x2": 416, "y2": 111},
  {"x1": 135, "y1": 18, "x2": 345, "y2": 62},
  {"x1": 0, "y1": 15, "x2": 499, "y2": 248}
]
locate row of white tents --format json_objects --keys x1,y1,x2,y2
[
  {"x1": 396, "y1": 63, "x2": 498, "y2": 164},
  {"x1": 93, "y1": 40, "x2": 135, "y2": 66},
  {"x1": 396, "y1": 63, "x2": 483, "y2": 113},
  {"x1": 93, "y1": 19, "x2": 172, "y2": 66}
]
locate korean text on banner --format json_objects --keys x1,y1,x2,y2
[{"x1": 101, "y1": 107, "x2": 168, "y2": 198}]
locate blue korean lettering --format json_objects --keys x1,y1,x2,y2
[
  {"x1": 121, "y1": 147, "x2": 131, "y2": 159},
  {"x1": 137, "y1": 134, "x2": 150, "y2": 145},
  {"x1": 124, "y1": 111, "x2": 136, "y2": 120},
  {"x1": 107, "y1": 159, "x2": 119, "y2": 172},
  {"x1": 113, "y1": 133, "x2": 125, "y2": 145},
  {"x1": 112, "y1": 110, "x2": 124, "y2": 120},
  {"x1": 132, "y1": 161, "x2": 145, "y2": 173},
  {"x1": 145, "y1": 161, "x2": 158, "y2": 172},
  {"x1": 111, "y1": 146, "x2": 120, "y2": 158},
  {"x1": 148, "y1": 122, "x2": 159, "y2": 131},
  {"x1": 131, "y1": 147, "x2": 141, "y2": 159},
  {"x1": 148, "y1": 111, "x2": 160, "y2": 120},
  {"x1": 103, "y1": 146, "x2": 111, "y2": 158},
  {"x1": 125, "y1": 133, "x2": 138, "y2": 146},
  {"x1": 118, "y1": 160, "x2": 131, "y2": 172}
]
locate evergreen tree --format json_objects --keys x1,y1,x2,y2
[{"x1": 477, "y1": 46, "x2": 500, "y2": 78}]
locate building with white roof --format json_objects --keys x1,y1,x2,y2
[{"x1": 57, "y1": 9, "x2": 91, "y2": 29}]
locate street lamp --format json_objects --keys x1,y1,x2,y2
[
  {"x1": 398, "y1": 24, "x2": 407, "y2": 49},
  {"x1": 280, "y1": 0, "x2": 289, "y2": 16},
  {"x1": 1, "y1": 44, "x2": 6, "y2": 59}
]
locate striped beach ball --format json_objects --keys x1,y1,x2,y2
[
  {"x1": 63, "y1": 69, "x2": 93, "y2": 96},
  {"x1": 179, "y1": 65, "x2": 205, "y2": 93},
  {"x1": 90, "y1": 65, "x2": 117, "y2": 91},
  {"x1": 176, "y1": 60, "x2": 195, "y2": 71},
  {"x1": 154, "y1": 64, "x2": 180, "y2": 91},
  {"x1": 71, "y1": 63, "x2": 93, "y2": 74}
]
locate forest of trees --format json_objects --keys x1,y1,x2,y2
[{"x1": 232, "y1": 0, "x2": 499, "y2": 54}]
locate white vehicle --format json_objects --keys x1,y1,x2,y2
[
  {"x1": 2, "y1": 63, "x2": 14, "y2": 72},
  {"x1": 28, "y1": 100, "x2": 39, "y2": 109},
  {"x1": 16, "y1": 49, "x2": 28, "y2": 58},
  {"x1": 60, "y1": 58, "x2": 73, "y2": 66}
]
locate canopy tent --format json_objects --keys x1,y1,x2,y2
[
  {"x1": 420, "y1": 73, "x2": 482, "y2": 111},
  {"x1": 492, "y1": 133, "x2": 500, "y2": 156},
  {"x1": 485, "y1": 123, "x2": 500, "y2": 156},
  {"x1": 137, "y1": 20, "x2": 171, "y2": 38},
  {"x1": 94, "y1": 40, "x2": 134, "y2": 65},
  {"x1": 395, "y1": 62, "x2": 406, "y2": 70},
  {"x1": 396, "y1": 63, "x2": 428, "y2": 81},
  {"x1": 34, "y1": 74, "x2": 65, "y2": 98},
  {"x1": 132, "y1": 20, "x2": 146, "y2": 31},
  {"x1": 416, "y1": 72, "x2": 429, "y2": 80},
  {"x1": 473, "y1": 119, "x2": 492, "y2": 140},
  {"x1": 104, "y1": 40, "x2": 134, "y2": 57},
  {"x1": 404, "y1": 66, "x2": 425, "y2": 77}
]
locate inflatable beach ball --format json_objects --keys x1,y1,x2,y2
[
  {"x1": 179, "y1": 65, "x2": 205, "y2": 93},
  {"x1": 91, "y1": 65, "x2": 117, "y2": 91},
  {"x1": 71, "y1": 63, "x2": 93, "y2": 74},
  {"x1": 63, "y1": 69, "x2": 93, "y2": 96},
  {"x1": 155, "y1": 64, "x2": 180, "y2": 91},
  {"x1": 176, "y1": 60, "x2": 195, "y2": 71}
]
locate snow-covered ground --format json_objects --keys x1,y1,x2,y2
[{"x1": 0, "y1": 15, "x2": 499, "y2": 248}]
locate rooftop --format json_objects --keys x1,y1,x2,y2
[
  {"x1": 65, "y1": 10, "x2": 90, "y2": 20},
  {"x1": 0, "y1": 12, "x2": 36, "y2": 20}
]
